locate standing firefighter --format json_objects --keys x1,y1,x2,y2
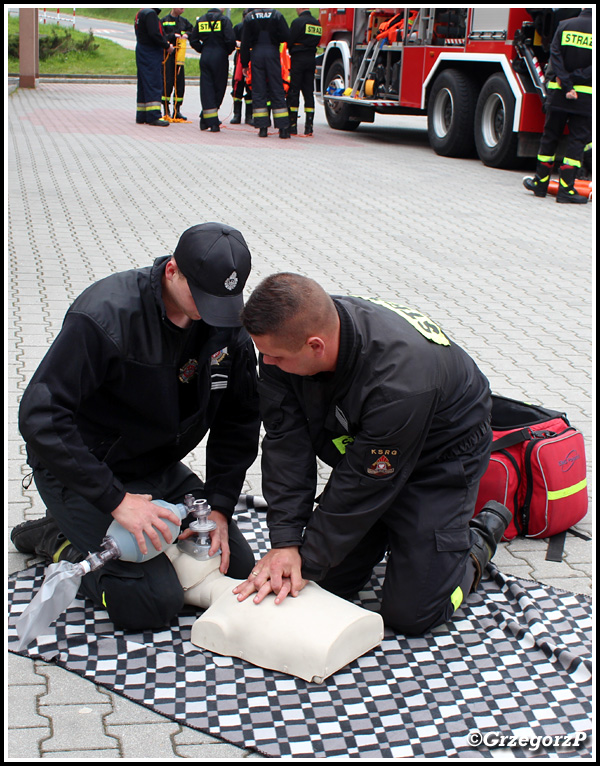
[
  {"x1": 287, "y1": 9, "x2": 322, "y2": 135},
  {"x1": 231, "y1": 9, "x2": 253, "y2": 125},
  {"x1": 189, "y1": 8, "x2": 236, "y2": 133},
  {"x1": 161, "y1": 8, "x2": 194, "y2": 121},
  {"x1": 135, "y1": 8, "x2": 173, "y2": 126},
  {"x1": 523, "y1": 8, "x2": 592, "y2": 204},
  {"x1": 241, "y1": 8, "x2": 291, "y2": 138}
]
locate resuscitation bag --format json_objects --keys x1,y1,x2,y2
[{"x1": 473, "y1": 395, "x2": 588, "y2": 546}]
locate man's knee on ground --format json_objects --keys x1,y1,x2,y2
[{"x1": 95, "y1": 556, "x2": 185, "y2": 631}]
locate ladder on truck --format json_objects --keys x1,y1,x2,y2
[{"x1": 351, "y1": 36, "x2": 385, "y2": 98}]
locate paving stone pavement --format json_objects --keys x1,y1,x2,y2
[{"x1": 6, "y1": 80, "x2": 593, "y2": 760}]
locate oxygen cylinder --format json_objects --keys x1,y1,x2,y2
[{"x1": 105, "y1": 500, "x2": 188, "y2": 563}]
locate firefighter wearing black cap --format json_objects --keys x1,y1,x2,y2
[
  {"x1": 189, "y1": 8, "x2": 236, "y2": 132},
  {"x1": 12, "y1": 224, "x2": 260, "y2": 632},
  {"x1": 287, "y1": 9, "x2": 322, "y2": 135},
  {"x1": 134, "y1": 8, "x2": 174, "y2": 126},
  {"x1": 234, "y1": 274, "x2": 511, "y2": 636},
  {"x1": 523, "y1": 8, "x2": 592, "y2": 203},
  {"x1": 160, "y1": 8, "x2": 194, "y2": 120},
  {"x1": 240, "y1": 8, "x2": 291, "y2": 138}
]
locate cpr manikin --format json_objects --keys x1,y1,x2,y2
[{"x1": 14, "y1": 496, "x2": 384, "y2": 683}]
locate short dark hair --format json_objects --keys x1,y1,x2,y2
[{"x1": 241, "y1": 273, "x2": 337, "y2": 350}]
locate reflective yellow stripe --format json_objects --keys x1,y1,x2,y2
[
  {"x1": 563, "y1": 157, "x2": 581, "y2": 168},
  {"x1": 203, "y1": 109, "x2": 218, "y2": 118},
  {"x1": 53, "y1": 540, "x2": 70, "y2": 563},
  {"x1": 561, "y1": 30, "x2": 592, "y2": 49},
  {"x1": 197, "y1": 20, "x2": 221, "y2": 32},
  {"x1": 355, "y1": 297, "x2": 451, "y2": 346},
  {"x1": 306, "y1": 24, "x2": 322, "y2": 36},
  {"x1": 537, "y1": 154, "x2": 555, "y2": 163},
  {"x1": 102, "y1": 591, "x2": 107, "y2": 607},
  {"x1": 253, "y1": 110, "x2": 269, "y2": 118},
  {"x1": 547, "y1": 478, "x2": 587, "y2": 501},
  {"x1": 548, "y1": 82, "x2": 592, "y2": 94},
  {"x1": 272, "y1": 108, "x2": 288, "y2": 117},
  {"x1": 450, "y1": 586, "x2": 463, "y2": 612},
  {"x1": 332, "y1": 435, "x2": 355, "y2": 454}
]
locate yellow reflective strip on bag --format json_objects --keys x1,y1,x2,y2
[
  {"x1": 332, "y1": 435, "x2": 355, "y2": 454},
  {"x1": 450, "y1": 586, "x2": 463, "y2": 612},
  {"x1": 547, "y1": 478, "x2": 587, "y2": 501},
  {"x1": 561, "y1": 30, "x2": 592, "y2": 49}
]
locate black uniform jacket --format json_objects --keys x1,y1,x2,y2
[
  {"x1": 134, "y1": 8, "x2": 170, "y2": 49},
  {"x1": 160, "y1": 12, "x2": 194, "y2": 45},
  {"x1": 189, "y1": 8, "x2": 236, "y2": 55},
  {"x1": 547, "y1": 9, "x2": 592, "y2": 115},
  {"x1": 240, "y1": 8, "x2": 289, "y2": 68},
  {"x1": 258, "y1": 297, "x2": 491, "y2": 581},
  {"x1": 289, "y1": 10, "x2": 322, "y2": 54},
  {"x1": 19, "y1": 257, "x2": 260, "y2": 518}
]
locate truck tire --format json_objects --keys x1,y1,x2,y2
[
  {"x1": 427, "y1": 69, "x2": 477, "y2": 157},
  {"x1": 323, "y1": 60, "x2": 360, "y2": 131},
  {"x1": 474, "y1": 73, "x2": 520, "y2": 168}
]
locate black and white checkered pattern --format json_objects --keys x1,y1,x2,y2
[{"x1": 8, "y1": 510, "x2": 592, "y2": 758}]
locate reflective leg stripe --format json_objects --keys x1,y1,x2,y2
[
  {"x1": 203, "y1": 109, "x2": 218, "y2": 119},
  {"x1": 53, "y1": 540, "x2": 71, "y2": 563},
  {"x1": 272, "y1": 108, "x2": 288, "y2": 118},
  {"x1": 563, "y1": 157, "x2": 582, "y2": 168},
  {"x1": 305, "y1": 107, "x2": 315, "y2": 113},
  {"x1": 537, "y1": 154, "x2": 555, "y2": 163},
  {"x1": 253, "y1": 110, "x2": 269, "y2": 118},
  {"x1": 547, "y1": 478, "x2": 587, "y2": 501},
  {"x1": 102, "y1": 591, "x2": 107, "y2": 608},
  {"x1": 289, "y1": 106, "x2": 298, "y2": 113},
  {"x1": 450, "y1": 585, "x2": 464, "y2": 612}
]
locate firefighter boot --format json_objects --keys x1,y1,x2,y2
[
  {"x1": 11, "y1": 517, "x2": 82, "y2": 565},
  {"x1": 556, "y1": 164, "x2": 589, "y2": 204},
  {"x1": 288, "y1": 109, "x2": 298, "y2": 135},
  {"x1": 163, "y1": 102, "x2": 171, "y2": 120},
  {"x1": 468, "y1": 500, "x2": 512, "y2": 591},
  {"x1": 522, "y1": 160, "x2": 552, "y2": 197},
  {"x1": 230, "y1": 100, "x2": 242, "y2": 124},
  {"x1": 304, "y1": 113, "x2": 314, "y2": 136},
  {"x1": 245, "y1": 102, "x2": 254, "y2": 125}
]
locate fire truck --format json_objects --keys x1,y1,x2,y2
[{"x1": 316, "y1": 7, "x2": 577, "y2": 168}]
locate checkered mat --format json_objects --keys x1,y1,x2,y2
[{"x1": 8, "y1": 510, "x2": 592, "y2": 758}]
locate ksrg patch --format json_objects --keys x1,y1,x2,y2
[{"x1": 366, "y1": 447, "x2": 400, "y2": 477}]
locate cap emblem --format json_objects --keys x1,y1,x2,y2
[{"x1": 224, "y1": 271, "x2": 238, "y2": 291}]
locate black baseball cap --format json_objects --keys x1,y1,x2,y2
[{"x1": 173, "y1": 223, "x2": 251, "y2": 327}]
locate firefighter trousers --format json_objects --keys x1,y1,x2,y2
[
  {"x1": 287, "y1": 51, "x2": 316, "y2": 115},
  {"x1": 538, "y1": 109, "x2": 592, "y2": 167},
  {"x1": 318, "y1": 426, "x2": 492, "y2": 636},
  {"x1": 163, "y1": 52, "x2": 186, "y2": 111},
  {"x1": 199, "y1": 46, "x2": 230, "y2": 127},
  {"x1": 33, "y1": 463, "x2": 255, "y2": 632},
  {"x1": 250, "y1": 44, "x2": 290, "y2": 129},
  {"x1": 136, "y1": 43, "x2": 164, "y2": 123}
]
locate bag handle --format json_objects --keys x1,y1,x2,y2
[{"x1": 491, "y1": 428, "x2": 531, "y2": 451}]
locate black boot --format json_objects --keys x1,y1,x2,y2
[
  {"x1": 245, "y1": 102, "x2": 254, "y2": 124},
  {"x1": 230, "y1": 100, "x2": 242, "y2": 124},
  {"x1": 304, "y1": 114, "x2": 314, "y2": 136},
  {"x1": 11, "y1": 517, "x2": 81, "y2": 564},
  {"x1": 523, "y1": 159, "x2": 553, "y2": 197},
  {"x1": 279, "y1": 127, "x2": 290, "y2": 139},
  {"x1": 556, "y1": 164, "x2": 588, "y2": 204},
  {"x1": 258, "y1": 126, "x2": 268, "y2": 137},
  {"x1": 468, "y1": 501, "x2": 512, "y2": 590},
  {"x1": 288, "y1": 110, "x2": 298, "y2": 135}
]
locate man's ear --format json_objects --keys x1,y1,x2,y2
[{"x1": 306, "y1": 336, "x2": 326, "y2": 358}]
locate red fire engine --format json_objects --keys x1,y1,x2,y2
[{"x1": 316, "y1": 7, "x2": 576, "y2": 168}]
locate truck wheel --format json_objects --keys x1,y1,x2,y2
[
  {"x1": 323, "y1": 60, "x2": 360, "y2": 131},
  {"x1": 427, "y1": 69, "x2": 477, "y2": 157},
  {"x1": 475, "y1": 73, "x2": 520, "y2": 168}
]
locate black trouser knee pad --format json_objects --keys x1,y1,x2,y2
[{"x1": 82, "y1": 554, "x2": 185, "y2": 632}]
